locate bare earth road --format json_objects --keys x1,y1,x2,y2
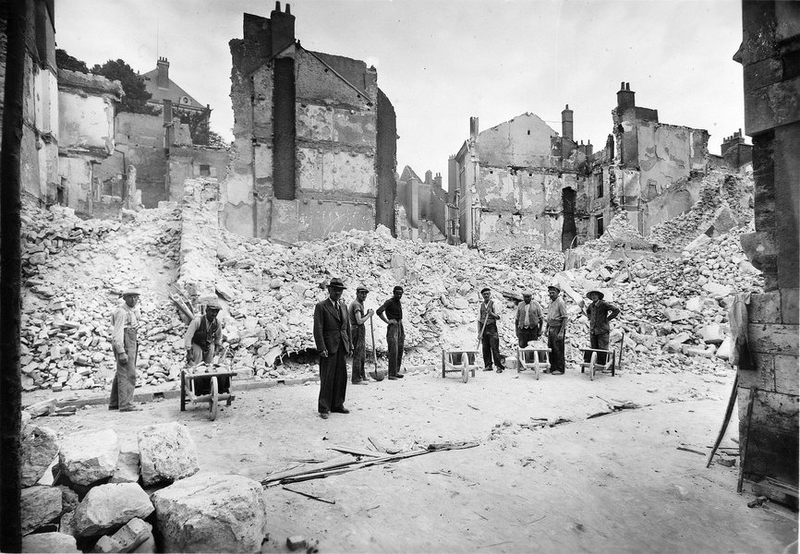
[{"x1": 32, "y1": 364, "x2": 797, "y2": 554}]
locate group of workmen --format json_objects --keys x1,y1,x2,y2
[
  {"x1": 108, "y1": 288, "x2": 224, "y2": 412},
  {"x1": 108, "y1": 280, "x2": 620, "y2": 418},
  {"x1": 312, "y1": 278, "x2": 620, "y2": 420}
]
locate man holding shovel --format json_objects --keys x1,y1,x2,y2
[
  {"x1": 478, "y1": 287, "x2": 505, "y2": 373},
  {"x1": 348, "y1": 286, "x2": 374, "y2": 385}
]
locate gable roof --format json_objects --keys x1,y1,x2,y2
[{"x1": 141, "y1": 68, "x2": 205, "y2": 110}]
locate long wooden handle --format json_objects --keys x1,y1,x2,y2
[{"x1": 370, "y1": 317, "x2": 378, "y2": 371}]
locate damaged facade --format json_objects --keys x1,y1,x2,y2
[
  {"x1": 448, "y1": 108, "x2": 593, "y2": 251},
  {"x1": 0, "y1": 1, "x2": 227, "y2": 215},
  {"x1": 56, "y1": 69, "x2": 122, "y2": 215},
  {"x1": 444, "y1": 85, "x2": 720, "y2": 251},
  {"x1": 735, "y1": 0, "x2": 799, "y2": 507},
  {"x1": 0, "y1": 0, "x2": 59, "y2": 203},
  {"x1": 225, "y1": 2, "x2": 397, "y2": 241}
]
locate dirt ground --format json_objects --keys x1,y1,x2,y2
[{"x1": 32, "y1": 362, "x2": 797, "y2": 554}]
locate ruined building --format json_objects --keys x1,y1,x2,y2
[
  {"x1": 448, "y1": 108, "x2": 594, "y2": 251},
  {"x1": 57, "y1": 69, "x2": 123, "y2": 215},
  {"x1": 0, "y1": 0, "x2": 59, "y2": 203},
  {"x1": 142, "y1": 57, "x2": 211, "y2": 145},
  {"x1": 735, "y1": 0, "x2": 798, "y2": 507},
  {"x1": 445, "y1": 85, "x2": 715, "y2": 251},
  {"x1": 224, "y1": 2, "x2": 397, "y2": 241},
  {"x1": 104, "y1": 57, "x2": 228, "y2": 209},
  {"x1": 0, "y1": 0, "x2": 227, "y2": 214}
]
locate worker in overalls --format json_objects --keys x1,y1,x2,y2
[
  {"x1": 184, "y1": 298, "x2": 223, "y2": 366},
  {"x1": 109, "y1": 288, "x2": 141, "y2": 412}
]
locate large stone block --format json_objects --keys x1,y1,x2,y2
[
  {"x1": 22, "y1": 531, "x2": 80, "y2": 553},
  {"x1": 73, "y1": 483, "x2": 154, "y2": 538},
  {"x1": 137, "y1": 422, "x2": 199, "y2": 487},
  {"x1": 91, "y1": 518, "x2": 153, "y2": 553},
  {"x1": 152, "y1": 473, "x2": 268, "y2": 553},
  {"x1": 781, "y1": 288, "x2": 799, "y2": 324},
  {"x1": 774, "y1": 354, "x2": 800, "y2": 396},
  {"x1": 748, "y1": 323, "x2": 799, "y2": 354},
  {"x1": 59, "y1": 428, "x2": 120, "y2": 486},
  {"x1": 21, "y1": 485, "x2": 62, "y2": 535},
  {"x1": 749, "y1": 291, "x2": 781, "y2": 323},
  {"x1": 110, "y1": 450, "x2": 141, "y2": 484},
  {"x1": 21, "y1": 426, "x2": 60, "y2": 487}
]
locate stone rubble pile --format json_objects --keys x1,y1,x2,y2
[
  {"x1": 216, "y1": 224, "x2": 544, "y2": 374},
  {"x1": 19, "y1": 169, "x2": 762, "y2": 391},
  {"x1": 648, "y1": 170, "x2": 754, "y2": 250},
  {"x1": 19, "y1": 417, "x2": 267, "y2": 553},
  {"x1": 21, "y1": 202, "x2": 188, "y2": 393},
  {"x1": 557, "y1": 222, "x2": 763, "y2": 374}
]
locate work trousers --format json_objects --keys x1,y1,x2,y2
[
  {"x1": 318, "y1": 342, "x2": 347, "y2": 414},
  {"x1": 351, "y1": 325, "x2": 367, "y2": 383},
  {"x1": 482, "y1": 325, "x2": 504, "y2": 370},
  {"x1": 590, "y1": 332, "x2": 609, "y2": 365},
  {"x1": 188, "y1": 343, "x2": 215, "y2": 366},
  {"x1": 110, "y1": 328, "x2": 137, "y2": 410},
  {"x1": 547, "y1": 325, "x2": 565, "y2": 373},
  {"x1": 387, "y1": 321, "x2": 405, "y2": 377},
  {"x1": 516, "y1": 327, "x2": 540, "y2": 348}
]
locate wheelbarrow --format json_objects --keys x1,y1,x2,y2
[
  {"x1": 441, "y1": 350, "x2": 479, "y2": 383},
  {"x1": 180, "y1": 349, "x2": 236, "y2": 420},
  {"x1": 579, "y1": 331, "x2": 625, "y2": 381},
  {"x1": 516, "y1": 346, "x2": 551, "y2": 380}
]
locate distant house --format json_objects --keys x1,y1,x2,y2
[{"x1": 142, "y1": 57, "x2": 211, "y2": 145}]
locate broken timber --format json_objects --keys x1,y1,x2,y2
[{"x1": 261, "y1": 441, "x2": 479, "y2": 488}]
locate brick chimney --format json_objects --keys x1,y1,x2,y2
[
  {"x1": 270, "y1": 1, "x2": 295, "y2": 56},
  {"x1": 157, "y1": 57, "x2": 169, "y2": 89},
  {"x1": 561, "y1": 104, "x2": 574, "y2": 141},
  {"x1": 470, "y1": 117, "x2": 479, "y2": 142},
  {"x1": 616, "y1": 81, "x2": 635, "y2": 111},
  {"x1": 721, "y1": 128, "x2": 745, "y2": 155}
]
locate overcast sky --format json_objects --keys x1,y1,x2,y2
[{"x1": 56, "y1": 0, "x2": 745, "y2": 179}]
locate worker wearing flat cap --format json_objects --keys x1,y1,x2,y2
[
  {"x1": 544, "y1": 285, "x2": 568, "y2": 375},
  {"x1": 313, "y1": 278, "x2": 352, "y2": 419},
  {"x1": 348, "y1": 286, "x2": 374, "y2": 385},
  {"x1": 109, "y1": 288, "x2": 141, "y2": 411},
  {"x1": 515, "y1": 291, "x2": 543, "y2": 348},
  {"x1": 580, "y1": 290, "x2": 620, "y2": 364},
  {"x1": 478, "y1": 287, "x2": 505, "y2": 373},
  {"x1": 184, "y1": 298, "x2": 224, "y2": 366},
  {"x1": 377, "y1": 285, "x2": 407, "y2": 380}
]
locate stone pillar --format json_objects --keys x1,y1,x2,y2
[{"x1": 736, "y1": 0, "x2": 799, "y2": 506}]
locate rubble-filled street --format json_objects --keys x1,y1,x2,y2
[{"x1": 15, "y1": 170, "x2": 798, "y2": 552}]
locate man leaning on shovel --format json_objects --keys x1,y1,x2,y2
[
  {"x1": 349, "y1": 285, "x2": 374, "y2": 385},
  {"x1": 478, "y1": 287, "x2": 505, "y2": 373}
]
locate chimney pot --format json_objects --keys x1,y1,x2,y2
[
  {"x1": 286, "y1": 3, "x2": 291, "y2": 14},
  {"x1": 275, "y1": 1, "x2": 281, "y2": 10}
]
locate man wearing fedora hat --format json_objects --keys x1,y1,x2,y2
[
  {"x1": 544, "y1": 285, "x2": 568, "y2": 374},
  {"x1": 348, "y1": 286, "x2": 374, "y2": 385},
  {"x1": 109, "y1": 288, "x2": 141, "y2": 411},
  {"x1": 313, "y1": 278, "x2": 352, "y2": 419},
  {"x1": 581, "y1": 290, "x2": 620, "y2": 364}
]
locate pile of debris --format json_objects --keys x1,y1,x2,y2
[
  {"x1": 19, "y1": 411, "x2": 267, "y2": 552},
  {"x1": 21, "y1": 202, "x2": 188, "y2": 393},
  {"x1": 648, "y1": 170, "x2": 754, "y2": 249},
  {"x1": 18, "y1": 171, "x2": 763, "y2": 392},
  {"x1": 558, "y1": 221, "x2": 763, "y2": 373}
]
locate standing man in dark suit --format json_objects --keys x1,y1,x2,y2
[{"x1": 313, "y1": 278, "x2": 352, "y2": 419}]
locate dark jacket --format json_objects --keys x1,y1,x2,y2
[
  {"x1": 586, "y1": 299, "x2": 620, "y2": 335},
  {"x1": 313, "y1": 298, "x2": 352, "y2": 355}
]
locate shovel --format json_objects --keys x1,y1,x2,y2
[{"x1": 368, "y1": 314, "x2": 384, "y2": 381}]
